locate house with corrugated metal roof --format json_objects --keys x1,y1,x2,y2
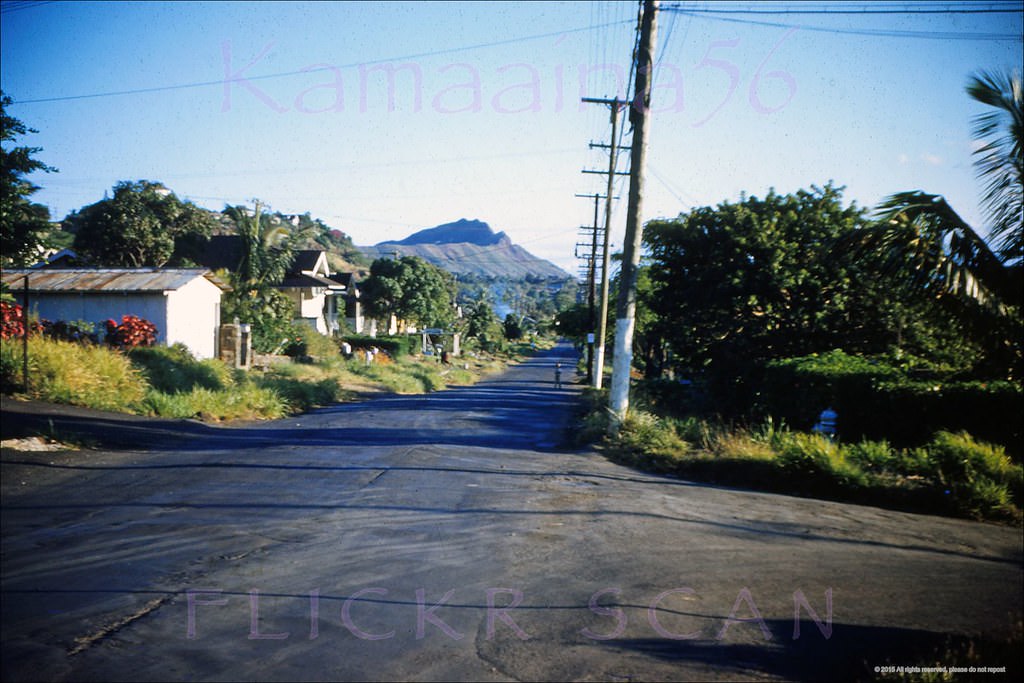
[{"x1": 0, "y1": 269, "x2": 229, "y2": 359}]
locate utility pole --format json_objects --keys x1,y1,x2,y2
[
  {"x1": 574, "y1": 192, "x2": 602, "y2": 384},
  {"x1": 609, "y1": 0, "x2": 657, "y2": 433},
  {"x1": 582, "y1": 98, "x2": 628, "y2": 389}
]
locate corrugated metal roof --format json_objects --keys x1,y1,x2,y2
[{"x1": 0, "y1": 269, "x2": 230, "y2": 293}]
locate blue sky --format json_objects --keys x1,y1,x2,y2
[{"x1": 2, "y1": 1, "x2": 1021, "y2": 275}]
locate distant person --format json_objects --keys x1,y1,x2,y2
[{"x1": 554, "y1": 362, "x2": 563, "y2": 388}]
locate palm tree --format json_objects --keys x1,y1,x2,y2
[
  {"x1": 871, "y1": 191, "x2": 1019, "y2": 312},
  {"x1": 224, "y1": 202, "x2": 299, "y2": 291},
  {"x1": 966, "y1": 69, "x2": 1022, "y2": 262},
  {"x1": 220, "y1": 202, "x2": 310, "y2": 352},
  {"x1": 847, "y1": 69, "x2": 1023, "y2": 376},
  {"x1": 866, "y1": 70, "x2": 1022, "y2": 305}
]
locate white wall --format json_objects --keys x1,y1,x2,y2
[
  {"x1": 164, "y1": 277, "x2": 223, "y2": 358},
  {"x1": 28, "y1": 293, "x2": 169, "y2": 344}
]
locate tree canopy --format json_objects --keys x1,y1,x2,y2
[
  {"x1": 643, "y1": 183, "x2": 977, "y2": 396},
  {"x1": 361, "y1": 256, "x2": 456, "y2": 330},
  {"x1": 65, "y1": 180, "x2": 215, "y2": 267},
  {"x1": 1, "y1": 91, "x2": 56, "y2": 267}
]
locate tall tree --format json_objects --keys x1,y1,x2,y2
[
  {"x1": 362, "y1": 256, "x2": 456, "y2": 330},
  {"x1": 645, "y1": 184, "x2": 973, "y2": 396},
  {"x1": 66, "y1": 180, "x2": 215, "y2": 267},
  {"x1": 1, "y1": 91, "x2": 56, "y2": 266}
]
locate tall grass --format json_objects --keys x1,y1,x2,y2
[{"x1": 2, "y1": 337, "x2": 145, "y2": 412}]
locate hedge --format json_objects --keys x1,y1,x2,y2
[
  {"x1": 761, "y1": 350, "x2": 1022, "y2": 455},
  {"x1": 339, "y1": 334, "x2": 418, "y2": 357}
]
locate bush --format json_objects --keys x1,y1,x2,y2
[
  {"x1": 618, "y1": 410, "x2": 691, "y2": 462},
  {"x1": 926, "y1": 431, "x2": 1022, "y2": 517},
  {"x1": 762, "y1": 350, "x2": 1022, "y2": 453},
  {"x1": 143, "y1": 384, "x2": 287, "y2": 421},
  {"x1": 128, "y1": 344, "x2": 233, "y2": 393},
  {"x1": 282, "y1": 323, "x2": 339, "y2": 360},
  {"x1": 0, "y1": 301, "x2": 26, "y2": 340},
  {"x1": 105, "y1": 315, "x2": 158, "y2": 349},
  {"x1": 341, "y1": 334, "x2": 417, "y2": 357}
]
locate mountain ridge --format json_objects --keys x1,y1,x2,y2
[{"x1": 360, "y1": 219, "x2": 569, "y2": 280}]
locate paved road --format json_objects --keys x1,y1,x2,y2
[{"x1": 2, "y1": 343, "x2": 1021, "y2": 681}]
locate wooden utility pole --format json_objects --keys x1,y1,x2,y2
[
  {"x1": 595, "y1": 99, "x2": 621, "y2": 390},
  {"x1": 582, "y1": 98, "x2": 628, "y2": 389},
  {"x1": 574, "y1": 192, "x2": 602, "y2": 384},
  {"x1": 609, "y1": 0, "x2": 657, "y2": 432}
]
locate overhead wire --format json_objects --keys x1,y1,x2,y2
[
  {"x1": 661, "y1": 5, "x2": 1021, "y2": 41},
  {"x1": 8, "y1": 17, "x2": 635, "y2": 105}
]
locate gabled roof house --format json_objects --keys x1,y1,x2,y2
[{"x1": 195, "y1": 238, "x2": 362, "y2": 336}]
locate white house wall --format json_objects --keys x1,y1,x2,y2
[
  {"x1": 27, "y1": 294, "x2": 169, "y2": 345},
  {"x1": 164, "y1": 277, "x2": 223, "y2": 359}
]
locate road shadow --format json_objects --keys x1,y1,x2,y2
[
  {"x1": 606, "y1": 618, "x2": 1021, "y2": 682},
  {"x1": 0, "y1": 346, "x2": 585, "y2": 453}
]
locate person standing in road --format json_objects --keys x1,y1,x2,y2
[{"x1": 554, "y1": 362, "x2": 563, "y2": 388}]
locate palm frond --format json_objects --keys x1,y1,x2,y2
[
  {"x1": 966, "y1": 70, "x2": 1024, "y2": 261},
  {"x1": 868, "y1": 191, "x2": 1018, "y2": 310}
]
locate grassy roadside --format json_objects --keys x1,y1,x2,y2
[
  {"x1": 573, "y1": 388, "x2": 1023, "y2": 524},
  {"x1": 0, "y1": 336, "x2": 546, "y2": 423}
]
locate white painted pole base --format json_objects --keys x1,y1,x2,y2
[{"x1": 608, "y1": 316, "x2": 635, "y2": 434}]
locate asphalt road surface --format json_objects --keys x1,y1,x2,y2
[{"x1": 2, "y1": 343, "x2": 1021, "y2": 682}]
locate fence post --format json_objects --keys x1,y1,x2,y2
[{"x1": 22, "y1": 274, "x2": 29, "y2": 392}]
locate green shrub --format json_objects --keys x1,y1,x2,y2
[
  {"x1": 256, "y1": 375, "x2": 343, "y2": 413},
  {"x1": 846, "y1": 439, "x2": 897, "y2": 473},
  {"x1": 618, "y1": 410, "x2": 691, "y2": 463},
  {"x1": 926, "y1": 431, "x2": 1022, "y2": 517},
  {"x1": 762, "y1": 350, "x2": 1022, "y2": 452},
  {"x1": 128, "y1": 344, "x2": 232, "y2": 392},
  {"x1": 143, "y1": 384, "x2": 287, "y2": 421},
  {"x1": 341, "y1": 334, "x2": 417, "y2": 357},
  {"x1": 773, "y1": 432, "x2": 868, "y2": 490},
  {"x1": 283, "y1": 323, "x2": 339, "y2": 360}
]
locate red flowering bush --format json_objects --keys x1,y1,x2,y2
[
  {"x1": 105, "y1": 315, "x2": 158, "y2": 349},
  {"x1": 0, "y1": 301, "x2": 25, "y2": 340}
]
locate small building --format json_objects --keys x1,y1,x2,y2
[{"x1": 0, "y1": 268, "x2": 230, "y2": 359}]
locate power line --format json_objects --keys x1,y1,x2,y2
[
  {"x1": 663, "y1": 2, "x2": 1022, "y2": 15},
  {"x1": 664, "y1": 8, "x2": 1020, "y2": 40},
  {"x1": 8, "y1": 18, "x2": 635, "y2": 106},
  {"x1": 659, "y1": 6, "x2": 1019, "y2": 40},
  {"x1": 0, "y1": 1, "x2": 56, "y2": 15}
]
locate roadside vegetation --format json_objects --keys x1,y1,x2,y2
[
  {"x1": 574, "y1": 385, "x2": 1022, "y2": 523},
  {"x1": 566, "y1": 70, "x2": 1022, "y2": 525},
  {"x1": 0, "y1": 331, "x2": 544, "y2": 422}
]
